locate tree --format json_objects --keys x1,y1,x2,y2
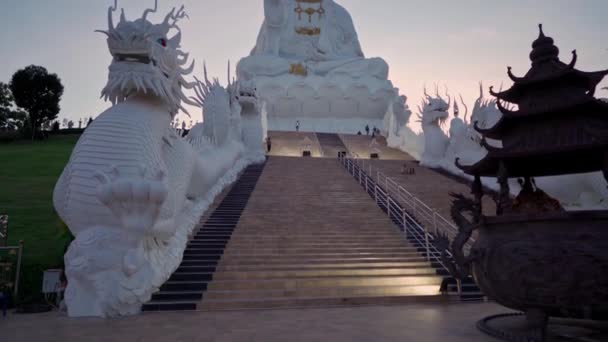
[
  {"x1": 67, "y1": 120, "x2": 74, "y2": 129},
  {"x1": 10, "y1": 65, "x2": 64, "y2": 140},
  {"x1": 87, "y1": 117, "x2": 93, "y2": 127},
  {"x1": 0, "y1": 82, "x2": 27, "y2": 131}
]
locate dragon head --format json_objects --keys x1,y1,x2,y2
[
  {"x1": 417, "y1": 85, "x2": 450, "y2": 127},
  {"x1": 234, "y1": 80, "x2": 259, "y2": 114},
  {"x1": 98, "y1": 0, "x2": 197, "y2": 115},
  {"x1": 190, "y1": 64, "x2": 240, "y2": 146},
  {"x1": 471, "y1": 82, "x2": 502, "y2": 132}
]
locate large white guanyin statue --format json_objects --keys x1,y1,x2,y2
[
  {"x1": 238, "y1": 0, "x2": 387, "y2": 80},
  {"x1": 237, "y1": 0, "x2": 403, "y2": 133},
  {"x1": 53, "y1": 1, "x2": 259, "y2": 317}
]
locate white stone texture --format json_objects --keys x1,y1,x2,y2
[
  {"x1": 53, "y1": 2, "x2": 263, "y2": 317},
  {"x1": 237, "y1": 0, "x2": 403, "y2": 131}
]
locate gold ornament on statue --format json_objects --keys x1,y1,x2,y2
[
  {"x1": 289, "y1": 63, "x2": 308, "y2": 76},
  {"x1": 294, "y1": 0, "x2": 324, "y2": 23},
  {"x1": 295, "y1": 27, "x2": 321, "y2": 36}
]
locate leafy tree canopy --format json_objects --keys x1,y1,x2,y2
[
  {"x1": 0, "y1": 82, "x2": 27, "y2": 131},
  {"x1": 10, "y1": 65, "x2": 64, "y2": 137}
]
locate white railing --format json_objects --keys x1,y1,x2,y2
[
  {"x1": 338, "y1": 154, "x2": 477, "y2": 296},
  {"x1": 338, "y1": 155, "x2": 436, "y2": 262},
  {"x1": 342, "y1": 155, "x2": 475, "y2": 248}
]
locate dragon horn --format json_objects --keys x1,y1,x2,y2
[
  {"x1": 163, "y1": 7, "x2": 176, "y2": 26},
  {"x1": 227, "y1": 60, "x2": 231, "y2": 87},
  {"x1": 142, "y1": 0, "x2": 158, "y2": 22},
  {"x1": 460, "y1": 94, "x2": 469, "y2": 122},
  {"x1": 108, "y1": 0, "x2": 117, "y2": 32}
]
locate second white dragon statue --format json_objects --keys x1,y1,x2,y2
[
  {"x1": 53, "y1": 1, "x2": 262, "y2": 317},
  {"x1": 417, "y1": 86, "x2": 450, "y2": 168}
]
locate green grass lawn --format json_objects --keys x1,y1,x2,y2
[{"x1": 0, "y1": 135, "x2": 79, "y2": 301}]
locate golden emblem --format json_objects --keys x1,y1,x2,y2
[
  {"x1": 294, "y1": 0, "x2": 325, "y2": 23},
  {"x1": 289, "y1": 63, "x2": 308, "y2": 76},
  {"x1": 295, "y1": 27, "x2": 321, "y2": 36}
]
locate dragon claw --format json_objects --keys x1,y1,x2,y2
[{"x1": 95, "y1": 167, "x2": 168, "y2": 234}]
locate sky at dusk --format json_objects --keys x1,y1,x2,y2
[{"x1": 1, "y1": 0, "x2": 607, "y2": 129}]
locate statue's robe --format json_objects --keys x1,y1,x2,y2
[{"x1": 237, "y1": 0, "x2": 388, "y2": 81}]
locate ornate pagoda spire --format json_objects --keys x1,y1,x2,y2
[
  {"x1": 457, "y1": 25, "x2": 608, "y2": 180},
  {"x1": 530, "y1": 24, "x2": 560, "y2": 65}
]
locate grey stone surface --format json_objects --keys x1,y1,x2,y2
[{"x1": 2, "y1": 303, "x2": 507, "y2": 341}]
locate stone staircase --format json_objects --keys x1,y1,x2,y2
[
  {"x1": 142, "y1": 162, "x2": 266, "y2": 312},
  {"x1": 339, "y1": 156, "x2": 485, "y2": 301},
  {"x1": 316, "y1": 133, "x2": 348, "y2": 158},
  {"x1": 267, "y1": 131, "x2": 323, "y2": 157},
  {"x1": 339, "y1": 134, "x2": 414, "y2": 160},
  {"x1": 198, "y1": 157, "x2": 447, "y2": 310}
]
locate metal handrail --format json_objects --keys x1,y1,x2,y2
[
  {"x1": 352, "y1": 157, "x2": 442, "y2": 225},
  {"x1": 338, "y1": 156, "x2": 444, "y2": 266},
  {"x1": 344, "y1": 155, "x2": 475, "y2": 246},
  {"x1": 338, "y1": 155, "x2": 470, "y2": 294}
]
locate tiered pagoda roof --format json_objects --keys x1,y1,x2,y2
[{"x1": 458, "y1": 25, "x2": 608, "y2": 178}]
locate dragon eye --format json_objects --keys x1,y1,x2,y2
[{"x1": 157, "y1": 38, "x2": 167, "y2": 47}]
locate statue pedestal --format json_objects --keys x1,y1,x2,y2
[{"x1": 250, "y1": 74, "x2": 397, "y2": 134}]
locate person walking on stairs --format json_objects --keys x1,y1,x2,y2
[
  {"x1": 365, "y1": 124, "x2": 370, "y2": 135},
  {"x1": 296, "y1": 120, "x2": 300, "y2": 132},
  {"x1": 266, "y1": 137, "x2": 272, "y2": 153}
]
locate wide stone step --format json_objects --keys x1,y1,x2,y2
[
  {"x1": 226, "y1": 241, "x2": 412, "y2": 248},
  {"x1": 169, "y1": 272, "x2": 214, "y2": 282},
  {"x1": 176, "y1": 265, "x2": 217, "y2": 273},
  {"x1": 228, "y1": 235, "x2": 405, "y2": 243},
  {"x1": 189, "y1": 236, "x2": 231, "y2": 241},
  {"x1": 151, "y1": 291, "x2": 204, "y2": 302},
  {"x1": 216, "y1": 256, "x2": 430, "y2": 266},
  {"x1": 212, "y1": 267, "x2": 438, "y2": 280},
  {"x1": 203, "y1": 284, "x2": 442, "y2": 300},
  {"x1": 160, "y1": 281, "x2": 208, "y2": 292},
  {"x1": 219, "y1": 251, "x2": 429, "y2": 259},
  {"x1": 216, "y1": 261, "x2": 433, "y2": 271},
  {"x1": 221, "y1": 247, "x2": 419, "y2": 254},
  {"x1": 199, "y1": 293, "x2": 449, "y2": 311},
  {"x1": 179, "y1": 260, "x2": 219, "y2": 267},
  {"x1": 227, "y1": 239, "x2": 408, "y2": 245},
  {"x1": 182, "y1": 254, "x2": 223, "y2": 261},
  {"x1": 206, "y1": 274, "x2": 443, "y2": 291},
  {"x1": 231, "y1": 229, "x2": 397, "y2": 233},
  {"x1": 142, "y1": 300, "x2": 197, "y2": 312}
]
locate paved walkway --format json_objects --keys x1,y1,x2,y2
[{"x1": 2, "y1": 303, "x2": 508, "y2": 341}]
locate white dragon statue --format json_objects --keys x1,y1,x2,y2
[
  {"x1": 53, "y1": 1, "x2": 260, "y2": 317},
  {"x1": 443, "y1": 83, "x2": 502, "y2": 172},
  {"x1": 417, "y1": 86, "x2": 450, "y2": 168},
  {"x1": 450, "y1": 83, "x2": 607, "y2": 209},
  {"x1": 187, "y1": 63, "x2": 241, "y2": 148},
  {"x1": 470, "y1": 82, "x2": 502, "y2": 135}
]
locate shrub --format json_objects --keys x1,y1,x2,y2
[{"x1": 0, "y1": 130, "x2": 21, "y2": 143}]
